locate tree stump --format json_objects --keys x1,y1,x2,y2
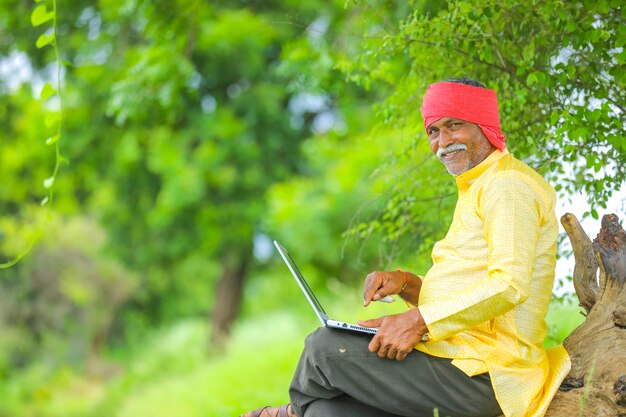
[{"x1": 545, "y1": 213, "x2": 626, "y2": 417}]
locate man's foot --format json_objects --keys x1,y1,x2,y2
[{"x1": 240, "y1": 403, "x2": 296, "y2": 417}]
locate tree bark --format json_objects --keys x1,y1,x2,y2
[
  {"x1": 210, "y1": 246, "x2": 252, "y2": 347},
  {"x1": 546, "y1": 213, "x2": 626, "y2": 417}
]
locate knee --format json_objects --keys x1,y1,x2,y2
[
  {"x1": 305, "y1": 327, "x2": 335, "y2": 344},
  {"x1": 303, "y1": 327, "x2": 369, "y2": 360},
  {"x1": 303, "y1": 327, "x2": 336, "y2": 357}
]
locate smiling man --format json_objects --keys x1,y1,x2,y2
[{"x1": 241, "y1": 79, "x2": 571, "y2": 417}]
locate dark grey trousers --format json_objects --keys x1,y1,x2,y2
[{"x1": 289, "y1": 327, "x2": 502, "y2": 417}]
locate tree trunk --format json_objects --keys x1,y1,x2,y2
[
  {"x1": 546, "y1": 213, "x2": 626, "y2": 417},
  {"x1": 210, "y1": 246, "x2": 252, "y2": 347}
]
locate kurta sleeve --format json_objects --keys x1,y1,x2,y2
[{"x1": 418, "y1": 172, "x2": 545, "y2": 341}]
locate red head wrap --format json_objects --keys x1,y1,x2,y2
[{"x1": 420, "y1": 81, "x2": 506, "y2": 151}]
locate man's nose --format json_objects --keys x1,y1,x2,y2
[{"x1": 438, "y1": 128, "x2": 454, "y2": 148}]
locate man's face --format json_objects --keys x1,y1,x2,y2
[{"x1": 426, "y1": 117, "x2": 496, "y2": 176}]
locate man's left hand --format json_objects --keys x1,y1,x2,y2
[{"x1": 358, "y1": 308, "x2": 428, "y2": 361}]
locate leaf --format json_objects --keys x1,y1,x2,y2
[
  {"x1": 526, "y1": 72, "x2": 539, "y2": 86},
  {"x1": 550, "y1": 112, "x2": 560, "y2": 125},
  {"x1": 40, "y1": 82, "x2": 56, "y2": 101},
  {"x1": 36, "y1": 31, "x2": 55, "y2": 48},
  {"x1": 40, "y1": 196, "x2": 49, "y2": 206},
  {"x1": 31, "y1": 4, "x2": 54, "y2": 27},
  {"x1": 46, "y1": 135, "x2": 60, "y2": 145},
  {"x1": 43, "y1": 177, "x2": 55, "y2": 189},
  {"x1": 45, "y1": 112, "x2": 60, "y2": 128}
]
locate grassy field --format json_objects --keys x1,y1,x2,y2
[{"x1": 0, "y1": 294, "x2": 585, "y2": 417}]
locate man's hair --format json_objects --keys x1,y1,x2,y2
[{"x1": 444, "y1": 77, "x2": 487, "y2": 88}]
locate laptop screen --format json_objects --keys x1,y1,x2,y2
[{"x1": 274, "y1": 240, "x2": 328, "y2": 325}]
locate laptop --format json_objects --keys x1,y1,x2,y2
[{"x1": 274, "y1": 240, "x2": 377, "y2": 335}]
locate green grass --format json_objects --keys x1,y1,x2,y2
[
  {"x1": 112, "y1": 312, "x2": 313, "y2": 417},
  {"x1": 0, "y1": 295, "x2": 586, "y2": 417},
  {"x1": 0, "y1": 313, "x2": 311, "y2": 417}
]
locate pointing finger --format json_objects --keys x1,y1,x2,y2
[{"x1": 363, "y1": 273, "x2": 383, "y2": 307}]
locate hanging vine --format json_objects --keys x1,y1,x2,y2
[{"x1": 0, "y1": 0, "x2": 63, "y2": 268}]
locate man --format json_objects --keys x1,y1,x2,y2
[{"x1": 241, "y1": 78, "x2": 570, "y2": 417}]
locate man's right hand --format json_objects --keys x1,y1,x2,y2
[
  {"x1": 363, "y1": 271, "x2": 422, "y2": 307},
  {"x1": 363, "y1": 270, "x2": 418, "y2": 306}
]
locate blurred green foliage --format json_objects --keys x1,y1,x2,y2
[
  {"x1": 0, "y1": 0, "x2": 623, "y2": 415},
  {"x1": 0, "y1": 218, "x2": 138, "y2": 377}
]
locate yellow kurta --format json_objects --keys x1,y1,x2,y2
[{"x1": 415, "y1": 149, "x2": 570, "y2": 417}]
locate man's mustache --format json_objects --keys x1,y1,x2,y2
[{"x1": 436, "y1": 143, "x2": 468, "y2": 159}]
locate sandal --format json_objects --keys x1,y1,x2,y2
[{"x1": 240, "y1": 403, "x2": 295, "y2": 417}]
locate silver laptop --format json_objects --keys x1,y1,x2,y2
[{"x1": 274, "y1": 240, "x2": 377, "y2": 335}]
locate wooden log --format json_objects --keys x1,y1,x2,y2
[{"x1": 546, "y1": 213, "x2": 626, "y2": 417}]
